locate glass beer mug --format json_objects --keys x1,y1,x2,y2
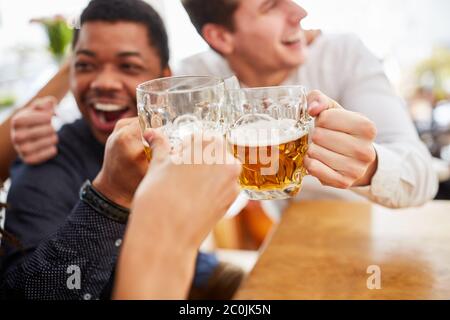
[
  {"x1": 226, "y1": 86, "x2": 313, "y2": 200},
  {"x1": 136, "y1": 76, "x2": 226, "y2": 161}
]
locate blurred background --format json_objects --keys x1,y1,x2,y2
[
  {"x1": 2, "y1": 0, "x2": 450, "y2": 104},
  {"x1": 1, "y1": 0, "x2": 450, "y2": 265}
]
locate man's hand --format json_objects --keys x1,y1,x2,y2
[
  {"x1": 115, "y1": 130, "x2": 241, "y2": 299},
  {"x1": 92, "y1": 117, "x2": 148, "y2": 208},
  {"x1": 305, "y1": 90, "x2": 378, "y2": 189},
  {"x1": 11, "y1": 97, "x2": 58, "y2": 165},
  {"x1": 132, "y1": 130, "x2": 242, "y2": 248}
]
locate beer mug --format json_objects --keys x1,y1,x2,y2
[
  {"x1": 136, "y1": 76, "x2": 226, "y2": 160},
  {"x1": 226, "y1": 86, "x2": 313, "y2": 200}
]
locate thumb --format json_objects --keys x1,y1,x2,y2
[
  {"x1": 34, "y1": 96, "x2": 58, "y2": 115},
  {"x1": 143, "y1": 129, "x2": 170, "y2": 165},
  {"x1": 307, "y1": 90, "x2": 343, "y2": 117}
]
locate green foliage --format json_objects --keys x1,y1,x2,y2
[
  {"x1": 0, "y1": 94, "x2": 16, "y2": 108},
  {"x1": 42, "y1": 19, "x2": 73, "y2": 61}
]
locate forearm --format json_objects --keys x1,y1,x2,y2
[
  {"x1": 114, "y1": 235, "x2": 197, "y2": 300},
  {"x1": 340, "y1": 39, "x2": 438, "y2": 207},
  {"x1": 0, "y1": 117, "x2": 16, "y2": 182},
  {"x1": 352, "y1": 141, "x2": 439, "y2": 208},
  {"x1": 0, "y1": 61, "x2": 70, "y2": 182},
  {"x1": 29, "y1": 59, "x2": 70, "y2": 104},
  {"x1": 114, "y1": 193, "x2": 200, "y2": 300}
]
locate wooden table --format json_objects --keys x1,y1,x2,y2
[{"x1": 235, "y1": 201, "x2": 450, "y2": 300}]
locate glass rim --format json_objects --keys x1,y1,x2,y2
[
  {"x1": 136, "y1": 75, "x2": 225, "y2": 95},
  {"x1": 227, "y1": 85, "x2": 307, "y2": 94}
]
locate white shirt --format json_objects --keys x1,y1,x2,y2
[{"x1": 174, "y1": 33, "x2": 439, "y2": 209}]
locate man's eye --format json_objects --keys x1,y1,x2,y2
[
  {"x1": 75, "y1": 62, "x2": 95, "y2": 71},
  {"x1": 261, "y1": 0, "x2": 277, "y2": 12},
  {"x1": 120, "y1": 63, "x2": 142, "y2": 73}
]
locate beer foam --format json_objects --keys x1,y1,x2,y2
[{"x1": 228, "y1": 119, "x2": 307, "y2": 147}]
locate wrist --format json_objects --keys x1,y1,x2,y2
[
  {"x1": 93, "y1": 172, "x2": 132, "y2": 208},
  {"x1": 80, "y1": 180, "x2": 130, "y2": 224},
  {"x1": 353, "y1": 152, "x2": 378, "y2": 187}
]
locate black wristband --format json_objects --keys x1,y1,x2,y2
[{"x1": 79, "y1": 180, "x2": 130, "y2": 224}]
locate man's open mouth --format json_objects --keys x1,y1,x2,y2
[
  {"x1": 89, "y1": 102, "x2": 135, "y2": 133},
  {"x1": 281, "y1": 32, "x2": 303, "y2": 47}
]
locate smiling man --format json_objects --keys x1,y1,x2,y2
[
  {"x1": 71, "y1": 27, "x2": 167, "y2": 144},
  {"x1": 0, "y1": 0, "x2": 241, "y2": 300},
  {"x1": 71, "y1": 19, "x2": 169, "y2": 145},
  {"x1": 180, "y1": 0, "x2": 438, "y2": 208}
]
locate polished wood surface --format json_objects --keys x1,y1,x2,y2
[
  {"x1": 235, "y1": 201, "x2": 450, "y2": 300},
  {"x1": 214, "y1": 201, "x2": 275, "y2": 250}
]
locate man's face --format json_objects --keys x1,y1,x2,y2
[
  {"x1": 71, "y1": 21, "x2": 168, "y2": 144},
  {"x1": 229, "y1": 0, "x2": 308, "y2": 72}
]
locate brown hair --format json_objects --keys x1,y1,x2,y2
[{"x1": 181, "y1": 0, "x2": 240, "y2": 35}]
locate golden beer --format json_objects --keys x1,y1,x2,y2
[
  {"x1": 139, "y1": 111, "x2": 153, "y2": 162},
  {"x1": 143, "y1": 145, "x2": 152, "y2": 162},
  {"x1": 228, "y1": 119, "x2": 309, "y2": 200}
]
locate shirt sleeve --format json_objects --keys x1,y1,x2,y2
[
  {"x1": 338, "y1": 35, "x2": 439, "y2": 208},
  {"x1": 1, "y1": 200, "x2": 125, "y2": 300}
]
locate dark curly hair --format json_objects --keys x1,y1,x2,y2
[{"x1": 72, "y1": 0, "x2": 170, "y2": 68}]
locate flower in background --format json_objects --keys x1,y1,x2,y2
[{"x1": 31, "y1": 15, "x2": 73, "y2": 63}]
